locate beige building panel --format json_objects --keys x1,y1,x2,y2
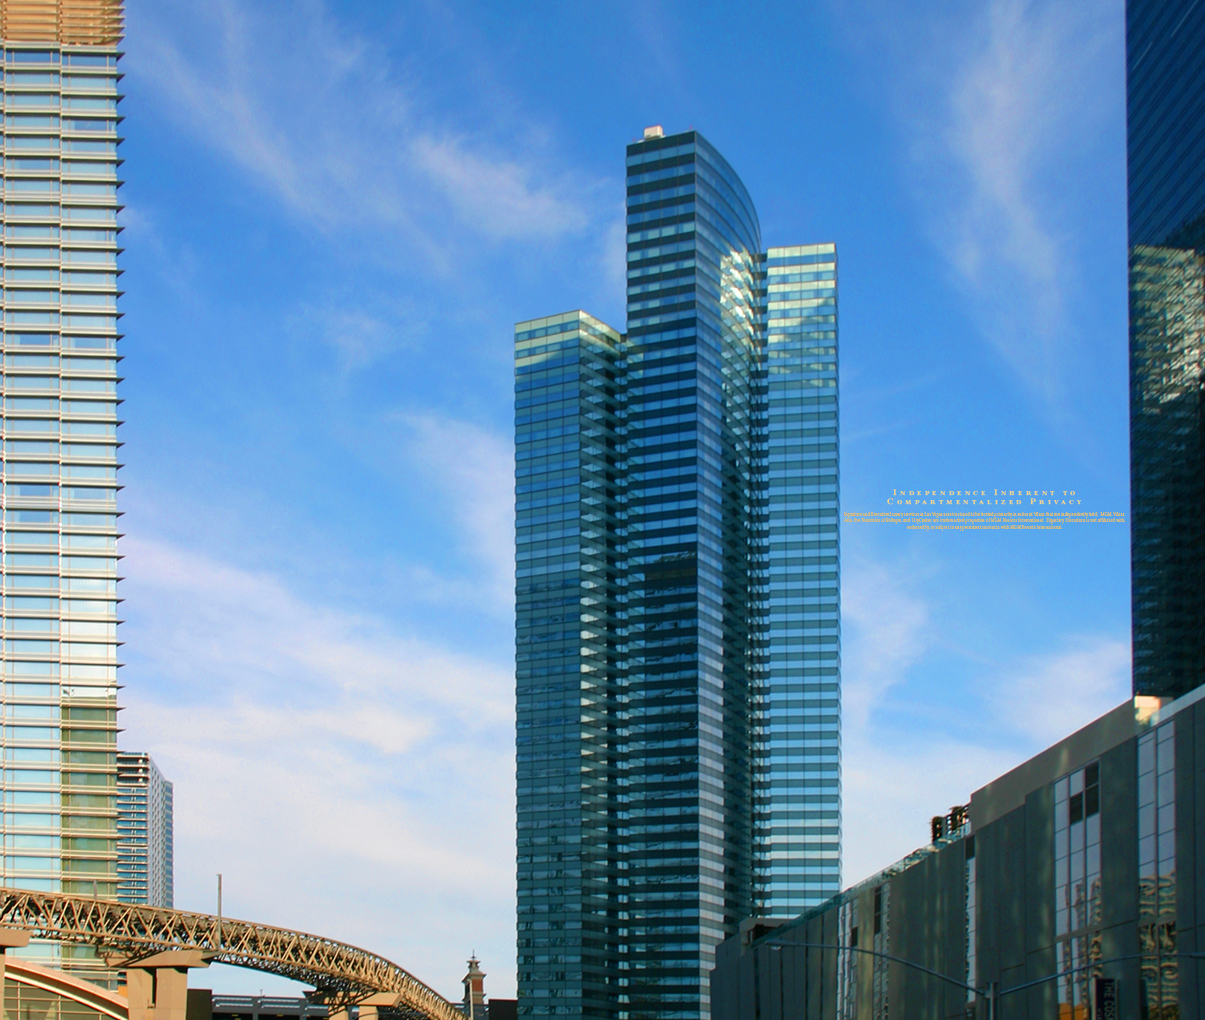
[{"x1": 1, "y1": 0, "x2": 122, "y2": 45}]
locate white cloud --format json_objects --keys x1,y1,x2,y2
[
  {"x1": 842, "y1": 733, "x2": 1018, "y2": 887},
  {"x1": 117, "y1": 535, "x2": 517, "y2": 1000},
  {"x1": 851, "y1": 0, "x2": 1121, "y2": 404},
  {"x1": 394, "y1": 414, "x2": 515, "y2": 615},
  {"x1": 411, "y1": 137, "x2": 591, "y2": 241},
  {"x1": 985, "y1": 633, "x2": 1131, "y2": 745},
  {"x1": 839, "y1": 555, "x2": 1130, "y2": 885},
  {"x1": 842, "y1": 626, "x2": 1130, "y2": 885},
  {"x1": 841, "y1": 558, "x2": 931, "y2": 727},
  {"x1": 127, "y1": 0, "x2": 598, "y2": 257},
  {"x1": 936, "y1": 0, "x2": 1103, "y2": 401}
]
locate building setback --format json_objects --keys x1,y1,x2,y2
[
  {"x1": 1127, "y1": 0, "x2": 1205, "y2": 698},
  {"x1": 116, "y1": 751, "x2": 174, "y2": 908},
  {"x1": 515, "y1": 128, "x2": 840, "y2": 1020},
  {"x1": 712, "y1": 690, "x2": 1204, "y2": 1018},
  {"x1": 0, "y1": 0, "x2": 125, "y2": 987}
]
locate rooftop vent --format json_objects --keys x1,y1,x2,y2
[{"x1": 643, "y1": 125, "x2": 664, "y2": 140}]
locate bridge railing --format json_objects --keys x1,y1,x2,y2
[{"x1": 0, "y1": 889, "x2": 464, "y2": 1020}]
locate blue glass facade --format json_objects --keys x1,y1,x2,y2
[
  {"x1": 756, "y1": 246, "x2": 840, "y2": 918},
  {"x1": 515, "y1": 311, "x2": 626, "y2": 1019},
  {"x1": 1127, "y1": 0, "x2": 1205, "y2": 698},
  {"x1": 624, "y1": 131, "x2": 762, "y2": 1020},
  {"x1": 516, "y1": 130, "x2": 839, "y2": 1020}
]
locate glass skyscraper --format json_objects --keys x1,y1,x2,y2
[
  {"x1": 1127, "y1": 0, "x2": 1205, "y2": 700},
  {"x1": 116, "y1": 751, "x2": 174, "y2": 908},
  {"x1": 756, "y1": 246, "x2": 839, "y2": 918},
  {"x1": 0, "y1": 0, "x2": 125, "y2": 986},
  {"x1": 515, "y1": 129, "x2": 839, "y2": 1020}
]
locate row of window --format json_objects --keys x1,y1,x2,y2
[
  {"x1": 4, "y1": 620, "x2": 115, "y2": 633},
  {"x1": 3, "y1": 228, "x2": 117, "y2": 241},
  {"x1": 5, "y1": 359, "x2": 117, "y2": 371},
  {"x1": 2, "y1": 137, "x2": 115, "y2": 152},
  {"x1": 2, "y1": 403, "x2": 117, "y2": 416},
  {"x1": 1, "y1": 682, "x2": 115, "y2": 700},
  {"x1": 0, "y1": 595, "x2": 116, "y2": 610},
  {"x1": 3, "y1": 72, "x2": 118, "y2": 89},
  {"x1": 3, "y1": 425, "x2": 116, "y2": 439},
  {"x1": 4, "y1": 50, "x2": 117, "y2": 66},
  {"x1": 2, "y1": 124, "x2": 118, "y2": 139},
  {"x1": 3, "y1": 440, "x2": 115, "y2": 452},
  {"x1": 2, "y1": 509, "x2": 114, "y2": 523},
  {"x1": 3, "y1": 554, "x2": 118, "y2": 568},
  {"x1": 3, "y1": 190, "x2": 117, "y2": 203},
  {"x1": 3, "y1": 276, "x2": 117, "y2": 287}
]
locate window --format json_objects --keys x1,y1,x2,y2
[
  {"x1": 1138, "y1": 722, "x2": 1177, "y2": 1016},
  {"x1": 1055, "y1": 761, "x2": 1102, "y2": 1014},
  {"x1": 5, "y1": 440, "x2": 58, "y2": 455}
]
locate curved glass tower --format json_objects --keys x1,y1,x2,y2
[{"x1": 516, "y1": 129, "x2": 839, "y2": 1020}]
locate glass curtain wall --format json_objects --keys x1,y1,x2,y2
[
  {"x1": 1, "y1": 29, "x2": 123, "y2": 987},
  {"x1": 1126, "y1": 0, "x2": 1205, "y2": 698},
  {"x1": 1137, "y1": 721, "x2": 1178, "y2": 1017},
  {"x1": 756, "y1": 245, "x2": 840, "y2": 917},
  {"x1": 515, "y1": 311, "x2": 626, "y2": 1019},
  {"x1": 624, "y1": 130, "x2": 760, "y2": 1020},
  {"x1": 515, "y1": 130, "x2": 841, "y2": 1020}
]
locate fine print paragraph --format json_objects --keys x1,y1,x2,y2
[{"x1": 845, "y1": 489, "x2": 1127, "y2": 531}]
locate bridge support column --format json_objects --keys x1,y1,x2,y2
[
  {"x1": 113, "y1": 950, "x2": 210, "y2": 1020},
  {"x1": 330, "y1": 991, "x2": 402, "y2": 1020},
  {"x1": 0, "y1": 927, "x2": 31, "y2": 986}
]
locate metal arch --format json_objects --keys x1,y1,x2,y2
[{"x1": 0, "y1": 890, "x2": 464, "y2": 1020}]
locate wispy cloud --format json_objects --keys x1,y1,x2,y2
[
  {"x1": 127, "y1": 0, "x2": 600, "y2": 261},
  {"x1": 118, "y1": 534, "x2": 516, "y2": 999},
  {"x1": 985, "y1": 633, "x2": 1131, "y2": 744},
  {"x1": 845, "y1": 0, "x2": 1121, "y2": 406},
  {"x1": 839, "y1": 554, "x2": 1130, "y2": 884},
  {"x1": 393, "y1": 414, "x2": 515, "y2": 615},
  {"x1": 936, "y1": 0, "x2": 1118, "y2": 402},
  {"x1": 296, "y1": 303, "x2": 425, "y2": 374},
  {"x1": 842, "y1": 732, "x2": 1018, "y2": 886},
  {"x1": 841, "y1": 558, "x2": 931, "y2": 726}
]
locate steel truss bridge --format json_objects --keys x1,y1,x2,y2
[{"x1": 0, "y1": 889, "x2": 464, "y2": 1020}]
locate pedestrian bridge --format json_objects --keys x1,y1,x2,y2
[{"x1": 0, "y1": 889, "x2": 464, "y2": 1020}]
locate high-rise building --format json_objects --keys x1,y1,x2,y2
[
  {"x1": 0, "y1": 0, "x2": 125, "y2": 985},
  {"x1": 1127, "y1": 0, "x2": 1205, "y2": 699},
  {"x1": 116, "y1": 751, "x2": 174, "y2": 908},
  {"x1": 756, "y1": 247, "x2": 839, "y2": 919},
  {"x1": 515, "y1": 128, "x2": 839, "y2": 1020}
]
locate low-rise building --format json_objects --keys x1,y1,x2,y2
[{"x1": 712, "y1": 689, "x2": 1205, "y2": 1018}]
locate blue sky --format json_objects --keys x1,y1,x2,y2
[{"x1": 113, "y1": 0, "x2": 1128, "y2": 1001}]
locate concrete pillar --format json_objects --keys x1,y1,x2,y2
[
  {"x1": 113, "y1": 950, "x2": 210, "y2": 1020},
  {"x1": 330, "y1": 991, "x2": 400, "y2": 1020},
  {"x1": 0, "y1": 928, "x2": 31, "y2": 987}
]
